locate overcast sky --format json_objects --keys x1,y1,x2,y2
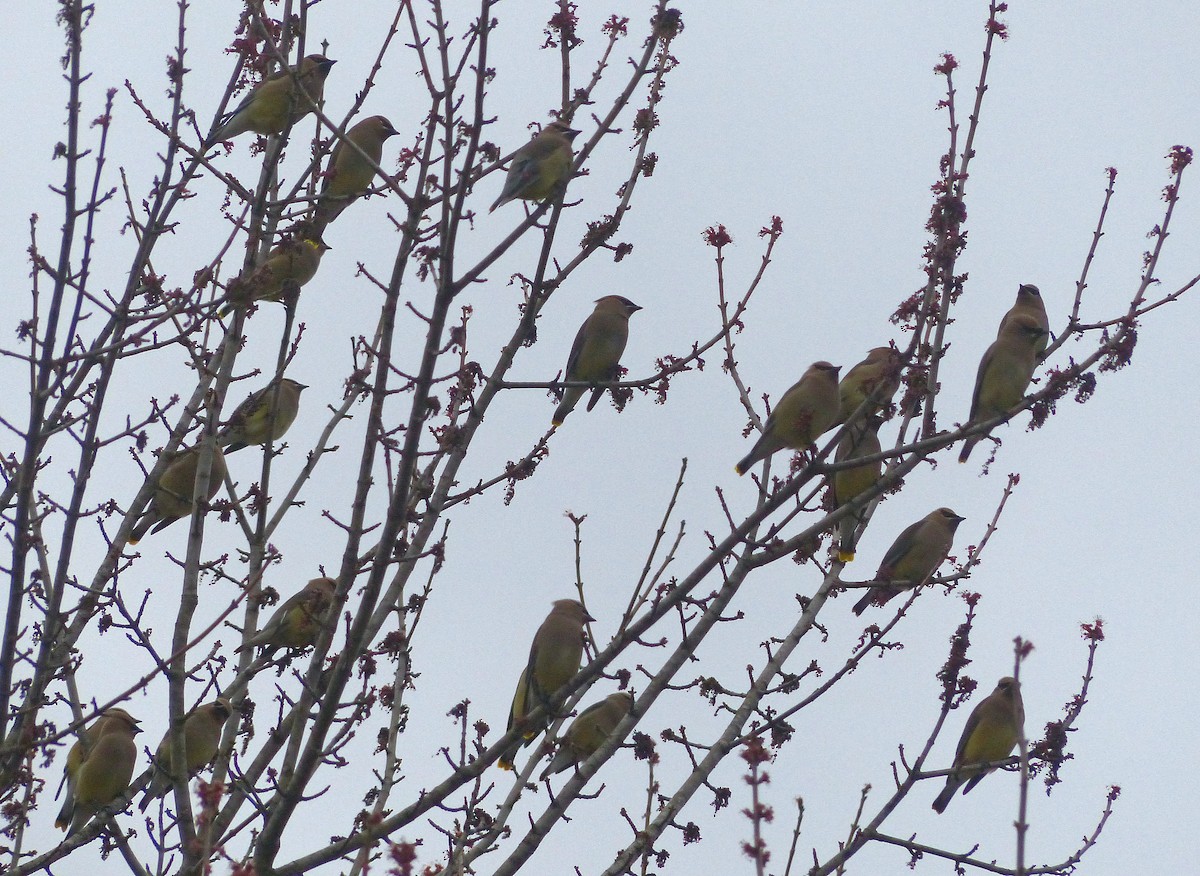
[{"x1": 3, "y1": 2, "x2": 1197, "y2": 874}]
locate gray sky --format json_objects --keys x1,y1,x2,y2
[{"x1": 2, "y1": 1, "x2": 1197, "y2": 874}]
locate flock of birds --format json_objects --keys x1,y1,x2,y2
[{"x1": 55, "y1": 52, "x2": 1045, "y2": 844}]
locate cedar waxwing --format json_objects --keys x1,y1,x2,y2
[
  {"x1": 221, "y1": 235, "x2": 329, "y2": 315},
  {"x1": 237, "y1": 577, "x2": 337, "y2": 657},
  {"x1": 211, "y1": 55, "x2": 336, "y2": 142},
  {"x1": 852, "y1": 507, "x2": 964, "y2": 615},
  {"x1": 498, "y1": 599, "x2": 593, "y2": 770},
  {"x1": 489, "y1": 121, "x2": 581, "y2": 212},
  {"x1": 313, "y1": 115, "x2": 400, "y2": 228},
  {"x1": 997, "y1": 283, "x2": 1049, "y2": 356},
  {"x1": 734, "y1": 362, "x2": 842, "y2": 476},
  {"x1": 129, "y1": 445, "x2": 228, "y2": 544},
  {"x1": 55, "y1": 708, "x2": 140, "y2": 831},
  {"x1": 958, "y1": 313, "x2": 1048, "y2": 462},
  {"x1": 932, "y1": 677, "x2": 1025, "y2": 813},
  {"x1": 831, "y1": 415, "x2": 883, "y2": 563},
  {"x1": 61, "y1": 708, "x2": 142, "y2": 836},
  {"x1": 539, "y1": 691, "x2": 633, "y2": 780},
  {"x1": 552, "y1": 296, "x2": 642, "y2": 426},
  {"x1": 139, "y1": 698, "x2": 233, "y2": 810},
  {"x1": 836, "y1": 346, "x2": 902, "y2": 426},
  {"x1": 218, "y1": 378, "x2": 307, "y2": 453}
]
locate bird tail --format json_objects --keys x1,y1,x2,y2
[
  {"x1": 837, "y1": 517, "x2": 857, "y2": 563},
  {"x1": 851, "y1": 587, "x2": 879, "y2": 616},
  {"x1": 54, "y1": 795, "x2": 74, "y2": 831},
  {"x1": 958, "y1": 437, "x2": 978, "y2": 463},
  {"x1": 552, "y1": 387, "x2": 585, "y2": 427},
  {"x1": 128, "y1": 512, "x2": 156, "y2": 546},
  {"x1": 931, "y1": 777, "x2": 960, "y2": 813}
]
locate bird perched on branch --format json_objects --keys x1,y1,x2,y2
[
  {"x1": 831, "y1": 415, "x2": 883, "y2": 563},
  {"x1": 129, "y1": 445, "x2": 227, "y2": 544},
  {"x1": 852, "y1": 507, "x2": 963, "y2": 614},
  {"x1": 222, "y1": 234, "x2": 329, "y2": 315},
  {"x1": 552, "y1": 296, "x2": 642, "y2": 426},
  {"x1": 489, "y1": 121, "x2": 580, "y2": 212},
  {"x1": 932, "y1": 677, "x2": 1024, "y2": 813},
  {"x1": 735, "y1": 361, "x2": 841, "y2": 476},
  {"x1": 313, "y1": 115, "x2": 400, "y2": 229},
  {"x1": 55, "y1": 708, "x2": 141, "y2": 832},
  {"x1": 539, "y1": 691, "x2": 633, "y2": 780},
  {"x1": 997, "y1": 283, "x2": 1049, "y2": 356},
  {"x1": 210, "y1": 54, "x2": 336, "y2": 143},
  {"x1": 498, "y1": 599, "x2": 592, "y2": 771},
  {"x1": 237, "y1": 577, "x2": 338, "y2": 658},
  {"x1": 56, "y1": 707, "x2": 142, "y2": 836},
  {"x1": 218, "y1": 378, "x2": 307, "y2": 453},
  {"x1": 140, "y1": 698, "x2": 234, "y2": 811},
  {"x1": 836, "y1": 346, "x2": 902, "y2": 426},
  {"x1": 958, "y1": 312, "x2": 1048, "y2": 463}
]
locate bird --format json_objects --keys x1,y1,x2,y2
[
  {"x1": 58, "y1": 707, "x2": 142, "y2": 836},
  {"x1": 55, "y1": 708, "x2": 140, "y2": 831},
  {"x1": 237, "y1": 577, "x2": 337, "y2": 658},
  {"x1": 313, "y1": 115, "x2": 400, "y2": 229},
  {"x1": 218, "y1": 378, "x2": 307, "y2": 453},
  {"x1": 852, "y1": 507, "x2": 964, "y2": 615},
  {"x1": 836, "y1": 346, "x2": 902, "y2": 426},
  {"x1": 932, "y1": 677, "x2": 1025, "y2": 813},
  {"x1": 539, "y1": 691, "x2": 633, "y2": 780},
  {"x1": 831, "y1": 415, "x2": 883, "y2": 563},
  {"x1": 498, "y1": 599, "x2": 593, "y2": 770},
  {"x1": 997, "y1": 283, "x2": 1049, "y2": 356},
  {"x1": 139, "y1": 698, "x2": 234, "y2": 811},
  {"x1": 734, "y1": 361, "x2": 842, "y2": 476},
  {"x1": 221, "y1": 234, "x2": 329, "y2": 315},
  {"x1": 958, "y1": 313, "x2": 1048, "y2": 463},
  {"x1": 210, "y1": 54, "x2": 336, "y2": 142},
  {"x1": 489, "y1": 121, "x2": 581, "y2": 212},
  {"x1": 552, "y1": 296, "x2": 642, "y2": 426},
  {"x1": 129, "y1": 444, "x2": 228, "y2": 544}
]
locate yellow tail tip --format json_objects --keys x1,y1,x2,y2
[
  {"x1": 836, "y1": 550, "x2": 855, "y2": 563},
  {"x1": 498, "y1": 759, "x2": 514, "y2": 771}
]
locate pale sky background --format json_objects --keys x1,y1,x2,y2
[{"x1": 2, "y1": 2, "x2": 1197, "y2": 875}]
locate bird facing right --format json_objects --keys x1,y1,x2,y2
[
  {"x1": 734, "y1": 361, "x2": 842, "y2": 476},
  {"x1": 958, "y1": 312, "x2": 1048, "y2": 463},
  {"x1": 140, "y1": 698, "x2": 234, "y2": 811},
  {"x1": 58, "y1": 707, "x2": 142, "y2": 836},
  {"x1": 489, "y1": 121, "x2": 581, "y2": 212},
  {"x1": 932, "y1": 677, "x2": 1025, "y2": 813},
  {"x1": 218, "y1": 378, "x2": 307, "y2": 453},
  {"x1": 851, "y1": 507, "x2": 964, "y2": 615},
  {"x1": 498, "y1": 599, "x2": 593, "y2": 771},
  {"x1": 211, "y1": 54, "x2": 337, "y2": 142},
  {"x1": 552, "y1": 296, "x2": 642, "y2": 427}
]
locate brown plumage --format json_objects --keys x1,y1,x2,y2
[
  {"x1": 831, "y1": 415, "x2": 883, "y2": 563},
  {"x1": 932, "y1": 677, "x2": 1025, "y2": 812},
  {"x1": 997, "y1": 283, "x2": 1049, "y2": 356},
  {"x1": 498, "y1": 599, "x2": 593, "y2": 771},
  {"x1": 218, "y1": 378, "x2": 307, "y2": 453},
  {"x1": 61, "y1": 707, "x2": 142, "y2": 836},
  {"x1": 211, "y1": 55, "x2": 336, "y2": 142},
  {"x1": 852, "y1": 507, "x2": 964, "y2": 615},
  {"x1": 552, "y1": 296, "x2": 642, "y2": 426},
  {"x1": 129, "y1": 445, "x2": 227, "y2": 544},
  {"x1": 735, "y1": 361, "x2": 841, "y2": 475},
  {"x1": 958, "y1": 313, "x2": 1048, "y2": 462},
  {"x1": 222, "y1": 234, "x2": 329, "y2": 315},
  {"x1": 539, "y1": 691, "x2": 633, "y2": 780},
  {"x1": 836, "y1": 346, "x2": 902, "y2": 426},
  {"x1": 314, "y1": 115, "x2": 400, "y2": 228},
  {"x1": 490, "y1": 121, "x2": 581, "y2": 212},
  {"x1": 140, "y1": 698, "x2": 234, "y2": 810},
  {"x1": 55, "y1": 708, "x2": 140, "y2": 831},
  {"x1": 237, "y1": 577, "x2": 337, "y2": 658}
]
